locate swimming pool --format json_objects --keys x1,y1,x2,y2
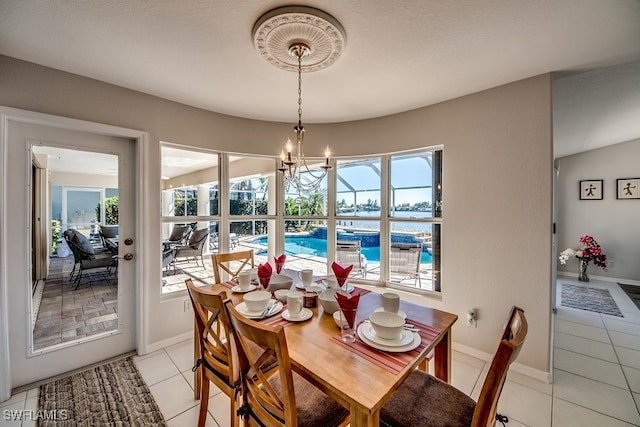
[{"x1": 251, "y1": 236, "x2": 432, "y2": 263}]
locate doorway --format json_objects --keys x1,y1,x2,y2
[{"x1": 0, "y1": 110, "x2": 143, "y2": 394}]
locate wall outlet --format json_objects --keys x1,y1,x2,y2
[
  {"x1": 608, "y1": 260, "x2": 615, "y2": 268},
  {"x1": 466, "y1": 310, "x2": 477, "y2": 328},
  {"x1": 184, "y1": 300, "x2": 192, "y2": 312}
]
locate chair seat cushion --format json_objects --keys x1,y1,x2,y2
[
  {"x1": 268, "y1": 372, "x2": 349, "y2": 427},
  {"x1": 380, "y1": 371, "x2": 476, "y2": 427}
]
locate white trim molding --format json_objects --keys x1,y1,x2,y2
[{"x1": 0, "y1": 106, "x2": 148, "y2": 400}]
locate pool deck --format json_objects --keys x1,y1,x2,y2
[{"x1": 162, "y1": 234, "x2": 436, "y2": 293}]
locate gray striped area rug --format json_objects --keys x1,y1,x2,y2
[
  {"x1": 37, "y1": 357, "x2": 166, "y2": 426},
  {"x1": 561, "y1": 283, "x2": 623, "y2": 317}
]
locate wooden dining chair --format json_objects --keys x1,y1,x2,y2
[
  {"x1": 212, "y1": 250, "x2": 255, "y2": 283},
  {"x1": 223, "y1": 299, "x2": 350, "y2": 427},
  {"x1": 185, "y1": 279, "x2": 239, "y2": 427},
  {"x1": 380, "y1": 306, "x2": 528, "y2": 427}
]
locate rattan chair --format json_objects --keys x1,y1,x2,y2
[{"x1": 380, "y1": 306, "x2": 528, "y2": 427}]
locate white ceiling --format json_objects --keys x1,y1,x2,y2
[{"x1": 2, "y1": 1, "x2": 640, "y2": 156}]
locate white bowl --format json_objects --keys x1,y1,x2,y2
[
  {"x1": 368, "y1": 311, "x2": 405, "y2": 340},
  {"x1": 332, "y1": 310, "x2": 347, "y2": 329},
  {"x1": 265, "y1": 274, "x2": 293, "y2": 293},
  {"x1": 273, "y1": 289, "x2": 290, "y2": 303},
  {"x1": 243, "y1": 290, "x2": 271, "y2": 312},
  {"x1": 318, "y1": 289, "x2": 340, "y2": 314}
]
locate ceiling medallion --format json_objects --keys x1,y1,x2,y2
[{"x1": 252, "y1": 6, "x2": 347, "y2": 73}]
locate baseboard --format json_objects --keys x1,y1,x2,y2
[
  {"x1": 143, "y1": 331, "x2": 192, "y2": 355},
  {"x1": 453, "y1": 342, "x2": 552, "y2": 384}
]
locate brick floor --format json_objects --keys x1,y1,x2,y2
[{"x1": 33, "y1": 255, "x2": 118, "y2": 350}]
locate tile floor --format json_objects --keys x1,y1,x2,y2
[{"x1": 2, "y1": 277, "x2": 639, "y2": 426}]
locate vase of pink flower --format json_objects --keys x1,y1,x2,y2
[{"x1": 559, "y1": 235, "x2": 607, "y2": 282}]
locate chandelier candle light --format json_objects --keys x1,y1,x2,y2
[
  {"x1": 559, "y1": 235, "x2": 607, "y2": 282},
  {"x1": 252, "y1": 6, "x2": 346, "y2": 193}
]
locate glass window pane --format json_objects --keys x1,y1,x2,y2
[
  {"x1": 162, "y1": 220, "x2": 218, "y2": 294},
  {"x1": 229, "y1": 155, "x2": 275, "y2": 216},
  {"x1": 279, "y1": 221, "x2": 328, "y2": 275},
  {"x1": 161, "y1": 145, "x2": 219, "y2": 217},
  {"x1": 335, "y1": 220, "x2": 380, "y2": 281},
  {"x1": 283, "y1": 167, "x2": 328, "y2": 217},
  {"x1": 388, "y1": 221, "x2": 440, "y2": 292},
  {"x1": 390, "y1": 152, "x2": 437, "y2": 219},
  {"x1": 336, "y1": 158, "x2": 381, "y2": 217}
]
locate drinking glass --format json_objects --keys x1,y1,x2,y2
[{"x1": 339, "y1": 308, "x2": 358, "y2": 343}]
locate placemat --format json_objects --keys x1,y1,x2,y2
[{"x1": 331, "y1": 319, "x2": 441, "y2": 374}]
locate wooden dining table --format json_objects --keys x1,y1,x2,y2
[{"x1": 200, "y1": 283, "x2": 458, "y2": 427}]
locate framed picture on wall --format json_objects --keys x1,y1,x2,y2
[
  {"x1": 579, "y1": 180, "x2": 603, "y2": 200},
  {"x1": 616, "y1": 178, "x2": 640, "y2": 199}
]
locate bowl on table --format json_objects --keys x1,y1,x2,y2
[
  {"x1": 265, "y1": 274, "x2": 293, "y2": 293},
  {"x1": 274, "y1": 289, "x2": 290, "y2": 303},
  {"x1": 243, "y1": 290, "x2": 271, "y2": 313},
  {"x1": 333, "y1": 310, "x2": 347, "y2": 329},
  {"x1": 368, "y1": 311, "x2": 405, "y2": 340},
  {"x1": 318, "y1": 289, "x2": 340, "y2": 314}
]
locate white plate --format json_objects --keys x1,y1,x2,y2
[
  {"x1": 357, "y1": 324, "x2": 421, "y2": 353},
  {"x1": 374, "y1": 307, "x2": 407, "y2": 319},
  {"x1": 360, "y1": 323, "x2": 414, "y2": 347},
  {"x1": 236, "y1": 300, "x2": 283, "y2": 319},
  {"x1": 231, "y1": 284, "x2": 257, "y2": 293},
  {"x1": 281, "y1": 308, "x2": 313, "y2": 322},
  {"x1": 299, "y1": 282, "x2": 354, "y2": 293}
]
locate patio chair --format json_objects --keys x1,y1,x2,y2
[
  {"x1": 172, "y1": 228, "x2": 209, "y2": 270},
  {"x1": 390, "y1": 242, "x2": 422, "y2": 285},
  {"x1": 336, "y1": 240, "x2": 368, "y2": 278},
  {"x1": 223, "y1": 299, "x2": 350, "y2": 427},
  {"x1": 63, "y1": 230, "x2": 115, "y2": 289},
  {"x1": 212, "y1": 250, "x2": 254, "y2": 283},
  {"x1": 98, "y1": 224, "x2": 119, "y2": 253},
  {"x1": 209, "y1": 232, "x2": 240, "y2": 251},
  {"x1": 380, "y1": 306, "x2": 528, "y2": 427},
  {"x1": 164, "y1": 224, "x2": 191, "y2": 246}
]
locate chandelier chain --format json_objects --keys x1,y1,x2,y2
[{"x1": 297, "y1": 52, "x2": 303, "y2": 126}]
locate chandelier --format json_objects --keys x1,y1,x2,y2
[{"x1": 252, "y1": 6, "x2": 347, "y2": 193}]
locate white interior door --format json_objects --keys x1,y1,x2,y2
[{"x1": 4, "y1": 119, "x2": 137, "y2": 389}]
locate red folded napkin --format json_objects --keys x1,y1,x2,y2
[
  {"x1": 335, "y1": 291, "x2": 360, "y2": 329},
  {"x1": 258, "y1": 263, "x2": 272, "y2": 289},
  {"x1": 331, "y1": 262, "x2": 353, "y2": 287},
  {"x1": 274, "y1": 254, "x2": 286, "y2": 274}
]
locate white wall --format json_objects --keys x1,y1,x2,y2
[
  {"x1": 0, "y1": 55, "x2": 553, "y2": 379},
  {"x1": 556, "y1": 138, "x2": 640, "y2": 281}
]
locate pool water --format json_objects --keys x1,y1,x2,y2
[{"x1": 252, "y1": 236, "x2": 432, "y2": 263}]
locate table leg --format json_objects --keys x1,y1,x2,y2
[
  {"x1": 349, "y1": 405, "x2": 379, "y2": 427},
  {"x1": 433, "y1": 329, "x2": 452, "y2": 383}
]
